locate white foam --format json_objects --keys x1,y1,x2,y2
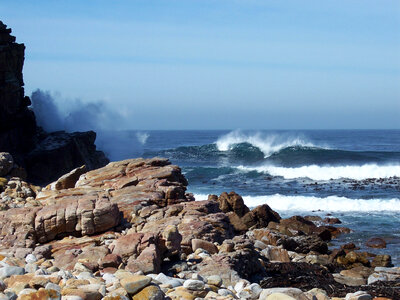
[
  {"x1": 215, "y1": 130, "x2": 317, "y2": 157},
  {"x1": 238, "y1": 164, "x2": 400, "y2": 180},
  {"x1": 193, "y1": 193, "x2": 400, "y2": 212},
  {"x1": 136, "y1": 132, "x2": 149, "y2": 145}
]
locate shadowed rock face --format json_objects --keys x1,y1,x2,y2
[
  {"x1": 0, "y1": 21, "x2": 108, "y2": 184},
  {"x1": 0, "y1": 21, "x2": 36, "y2": 155}
]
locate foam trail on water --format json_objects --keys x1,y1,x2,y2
[
  {"x1": 194, "y1": 194, "x2": 400, "y2": 212},
  {"x1": 136, "y1": 132, "x2": 149, "y2": 145},
  {"x1": 238, "y1": 164, "x2": 400, "y2": 180},
  {"x1": 215, "y1": 130, "x2": 317, "y2": 157}
]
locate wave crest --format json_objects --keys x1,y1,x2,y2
[
  {"x1": 238, "y1": 163, "x2": 400, "y2": 180},
  {"x1": 194, "y1": 193, "x2": 400, "y2": 212},
  {"x1": 215, "y1": 130, "x2": 317, "y2": 157}
]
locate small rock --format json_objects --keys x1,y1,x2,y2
[
  {"x1": 265, "y1": 292, "x2": 296, "y2": 300},
  {"x1": 366, "y1": 238, "x2": 386, "y2": 249},
  {"x1": 183, "y1": 279, "x2": 205, "y2": 291},
  {"x1": 120, "y1": 275, "x2": 151, "y2": 294},
  {"x1": 0, "y1": 266, "x2": 25, "y2": 280},
  {"x1": 132, "y1": 284, "x2": 164, "y2": 300},
  {"x1": 345, "y1": 291, "x2": 372, "y2": 300},
  {"x1": 24, "y1": 264, "x2": 38, "y2": 274},
  {"x1": 24, "y1": 255, "x2": 37, "y2": 264},
  {"x1": 206, "y1": 275, "x2": 222, "y2": 287},
  {"x1": 239, "y1": 283, "x2": 262, "y2": 299},
  {"x1": 191, "y1": 239, "x2": 218, "y2": 254}
]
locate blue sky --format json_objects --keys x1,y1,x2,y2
[{"x1": 1, "y1": 0, "x2": 400, "y2": 129}]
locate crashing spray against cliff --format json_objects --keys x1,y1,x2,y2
[{"x1": 30, "y1": 89, "x2": 148, "y2": 160}]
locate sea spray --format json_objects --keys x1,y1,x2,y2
[
  {"x1": 215, "y1": 130, "x2": 318, "y2": 157},
  {"x1": 237, "y1": 163, "x2": 400, "y2": 181},
  {"x1": 194, "y1": 193, "x2": 400, "y2": 212}
]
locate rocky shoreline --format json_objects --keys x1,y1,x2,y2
[{"x1": 0, "y1": 154, "x2": 398, "y2": 300}]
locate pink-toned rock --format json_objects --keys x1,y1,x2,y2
[
  {"x1": 191, "y1": 239, "x2": 218, "y2": 254},
  {"x1": 100, "y1": 253, "x2": 122, "y2": 269},
  {"x1": 126, "y1": 244, "x2": 161, "y2": 274},
  {"x1": 49, "y1": 165, "x2": 87, "y2": 190}
]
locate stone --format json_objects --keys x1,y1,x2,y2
[
  {"x1": 206, "y1": 275, "x2": 222, "y2": 287},
  {"x1": 261, "y1": 246, "x2": 290, "y2": 263},
  {"x1": 0, "y1": 267, "x2": 25, "y2": 280},
  {"x1": 45, "y1": 283, "x2": 61, "y2": 292},
  {"x1": 367, "y1": 273, "x2": 387, "y2": 285},
  {"x1": 191, "y1": 239, "x2": 218, "y2": 254},
  {"x1": 260, "y1": 288, "x2": 308, "y2": 300},
  {"x1": 238, "y1": 283, "x2": 262, "y2": 299},
  {"x1": 166, "y1": 286, "x2": 196, "y2": 300},
  {"x1": 183, "y1": 279, "x2": 205, "y2": 291},
  {"x1": 131, "y1": 285, "x2": 164, "y2": 300},
  {"x1": 217, "y1": 191, "x2": 249, "y2": 217},
  {"x1": 305, "y1": 288, "x2": 330, "y2": 300},
  {"x1": 366, "y1": 238, "x2": 386, "y2": 249},
  {"x1": 162, "y1": 225, "x2": 182, "y2": 257},
  {"x1": 99, "y1": 254, "x2": 121, "y2": 269},
  {"x1": 333, "y1": 273, "x2": 367, "y2": 286},
  {"x1": 126, "y1": 244, "x2": 161, "y2": 274},
  {"x1": 345, "y1": 291, "x2": 372, "y2": 300},
  {"x1": 120, "y1": 275, "x2": 151, "y2": 295},
  {"x1": 0, "y1": 153, "x2": 13, "y2": 176},
  {"x1": 371, "y1": 255, "x2": 392, "y2": 268},
  {"x1": 61, "y1": 287, "x2": 102, "y2": 300},
  {"x1": 17, "y1": 287, "x2": 60, "y2": 300},
  {"x1": 24, "y1": 255, "x2": 36, "y2": 264},
  {"x1": 264, "y1": 293, "x2": 297, "y2": 300},
  {"x1": 50, "y1": 165, "x2": 87, "y2": 190}
]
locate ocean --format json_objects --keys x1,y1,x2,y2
[{"x1": 96, "y1": 129, "x2": 400, "y2": 265}]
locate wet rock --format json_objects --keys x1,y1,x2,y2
[{"x1": 366, "y1": 238, "x2": 386, "y2": 249}]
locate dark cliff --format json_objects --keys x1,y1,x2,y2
[{"x1": 0, "y1": 21, "x2": 108, "y2": 184}]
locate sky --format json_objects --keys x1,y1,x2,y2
[{"x1": 1, "y1": 0, "x2": 400, "y2": 129}]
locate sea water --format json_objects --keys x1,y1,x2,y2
[{"x1": 96, "y1": 129, "x2": 400, "y2": 265}]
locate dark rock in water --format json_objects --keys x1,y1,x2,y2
[
  {"x1": 323, "y1": 217, "x2": 342, "y2": 224},
  {"x1": 366, "y1": 237, "x2": 387, "y2": 249},
  {"x1": 0, "y1": 21, "x2": 108, "y2": 184}
]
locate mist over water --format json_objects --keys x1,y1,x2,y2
[
  {"x1": 30, "y1": 89, "x2": 151, "y2": 160},
  {"x1": 31, "y1": 89, "x2": 125, "y2": 132}
]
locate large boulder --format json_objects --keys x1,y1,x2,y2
[
  {"x1": 213, "y1": 192, "x2": 281, "y2": 232},
  {"x1": 0, "y1": 191, "x2": 120, "y2": 249}
]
